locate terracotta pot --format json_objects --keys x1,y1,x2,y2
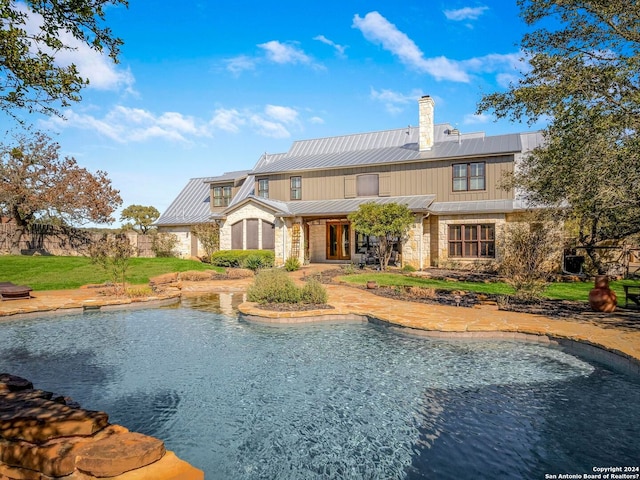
[
  {"x1": 366, "y1": 281, "x2": 378, "y2": 289},
  {"x1": 588, "y1": 275, "x2": 617, "y2": 313}
]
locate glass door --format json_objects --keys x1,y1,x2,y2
[{"x1": 326, "y1": 222, "x2": 350, "y2": 260}]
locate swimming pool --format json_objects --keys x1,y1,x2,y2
[{"x1": 1, "y1": 293, "x2": 639, "y2": 479}]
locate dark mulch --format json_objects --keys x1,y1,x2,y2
[{"x1": 256, "y1": 303, "x2": 335, "y2": 312}]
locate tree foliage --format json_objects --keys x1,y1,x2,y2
[
  {"x1": 89, "y1": 234, "x2": 134, "y2": 295},
  {"x1": 120, "y1": 205, "x2": 159, "y2": 234},
  {"x1": 498, "y1": 220, "x2": 561, "y2": 300},
  {"x1": 347, "y1": 202, "x2": 415, "y2": 270},
  {"x1": 0, "y1": 0, "x2": 127, "y2": 118},
  {"x1": 0, "y1": 131, "x2": 122, "y2": 252},
  {"x1": 478, "y1": 0, "x2": 640, "y2": 273},
  {"x1": 190, "y1": 222, "x2": 220, "y2": 261}
]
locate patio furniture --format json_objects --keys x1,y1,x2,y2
[
  {"x1": 0, "y1": 282, "x2": 33, "y2": 301},
  {"x1": 623, "y1": 285, "x2": 640, "y2": 308}
]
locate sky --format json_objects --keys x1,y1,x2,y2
[{"x1": 3, "y1": 0, "x2": 547, "y2": 227}]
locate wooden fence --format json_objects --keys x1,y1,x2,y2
[{"x1": 0, "y1": 224, "x2": 155, "y2": 257}]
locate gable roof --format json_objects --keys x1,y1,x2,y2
[{"x1": 154, "y1": 177, "x2": 214, "y2": 226}]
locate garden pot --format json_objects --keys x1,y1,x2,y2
[
  {"x1": 366, "y1": 281, "x2": 378, "y2": 289},
  {"x1": 588, "y1": 275, "x2": 617, "y2": 313}
]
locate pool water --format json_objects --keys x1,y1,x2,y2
[{"x1": 1, "y1": 293, "x2": 639, "y2": 479}]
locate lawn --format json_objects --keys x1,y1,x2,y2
[
  {"x1": 0, "y1": 256, "x2": 223, "y2": 290},
  {"x1": 339, "y1": 272, "x2": 636, "y2": 303}
]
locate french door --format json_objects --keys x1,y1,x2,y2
[{"x1": 326, "y1": 222, "x2": 350, "y2": 260}]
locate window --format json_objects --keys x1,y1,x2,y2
[
  {"x1": 453, "y1": 162, "x2": 485, "y2": 191},
  {"x1": 448, "y1": 224, "x2": 495, "y2": 258},
  {"x1": 212, "y1": 186, "x2": 232, "y2": 207},
  {"x1": 357, "y1": 174, "x2": 379, "y2": 197},
  {"x1": 290, "y1": 176, "x2": 302, "y2": 200},
  {"x1": 258, "y1": 179, "x2": 269, "y2": 198}
]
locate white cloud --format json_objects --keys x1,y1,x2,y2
[
  {"x1": 45, "y1": 103, "x2": 308, "y2": 142},
  {"x1": 313, "y1": 35, "x2": 347, "y2": 57},
  {"x1": 308, "y1": 116, "x2": 324, "y2": 124},
  {"x1": 224, "y1": 55, "x2": 256, "y2": 74},
  {"x1": 463, "y1": 113, "x2": 492, "y2": 125},
  {"x1": 443, "y1": 6, "x2": 489, "y2": 21},
  {"x1": 258, "y1": 40, "x2": 313, "y2": 65},
  {"x1": 210, "y1": 108, "x2": 246, "y2": 133},
  {"x1": 249, "y1": 115, "x2": 291, "y2": 139},
  {"x1": 18, "y1": 3, "x2": 135, "y2": 92},
  {"x1": 352, "y1": 11, "x2": 469, "y2": 82},
  {"x1": 370, "y1": 87, "x2": 424, "y2": 114},
  {"x1": 265, "y1": 105, "x2": 299, "y2": 124}
]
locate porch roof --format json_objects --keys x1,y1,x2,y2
[{"x1": 250, "y1": 195, "x2": 436, "y2": 217}]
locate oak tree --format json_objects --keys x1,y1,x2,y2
[
  {"x1": 120, "y1": 205, "x2": 159, "y2": 234},
  {"x1": 0, "y1": 0, "x2": 127, "y2": 118},
  {"x1": 477, "y1": 0, "x2": 640, "y2": 273},
  {"x1": 0, "y1": 131, "x2": 122, "y2": 252}
]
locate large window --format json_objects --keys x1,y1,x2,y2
[
  {"x1": 357, "y1": 174, "x2": 379, "y2": 197},
  {"x1": 213, "y1": 186, "x2": 232, "y2": 207},
  {"x1": 290, "y1": 176, "x2": 302, "y2": 200},
  {"x1": 453, "y1": 162, "x2": 485, "y2": 191},
  {"x1": 448, "y1": 224, "x2": 495, "y2": 258},
  {"x1": 258, "y1": 179, "x2": 269, "y2": 198}
]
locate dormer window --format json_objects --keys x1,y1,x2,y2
[{"x1": 213, "y1": 186, "x2": 232, "y2": 207}]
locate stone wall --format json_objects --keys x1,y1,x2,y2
[{"x1": 0, "y1": 373, "x2": 203, "y2": 480}]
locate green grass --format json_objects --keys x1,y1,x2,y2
[
  {"x1": 339, "y1": 273, "x2": 637, "y2": 303},
  {"x1": 0, "y1": 256, "x2": 223, "y2": 290}
]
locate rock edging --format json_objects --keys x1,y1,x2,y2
[{"x1": 0, "y1": 373, "x2": 203, "y2": 480}]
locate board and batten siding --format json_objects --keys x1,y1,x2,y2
[{"x1": 258, "y1": 155, "x2": 515, "y2": 203}]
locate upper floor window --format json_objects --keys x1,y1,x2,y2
[
  {"x1": 290, "y1": 176, "x2": 302, "y2": 200},
  {"x1": 258, "y1": 179, "x2": 269, "y2": 198},
  {"x1": 453, "y1": 162, "x2": 485, "y2": 191},
  {"x1": 213, "y1": 186, "x2": 232, "y2": 207},
  {"x1": 357, "y1": 174, "x2": 379, "y2": 197},
  {"x1": 448, "y1": 224, "x2": 495, "y2": 258}
]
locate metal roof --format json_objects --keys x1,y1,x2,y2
[
  {"x1": 223, "y1": 194, "x2": 436, "y2": 218},
  {"x1": 251, "y1": 131, "x2": 523, "y2": 175},
  {"x1": 428, "y1": 199, "x2": 533, "y2": 215},
  {"x1": 154, "y1": 177, "x2": 215, "y2": 226},
  {"x1": 204, "y1": 170, "x2": 250, "y2": 184}
]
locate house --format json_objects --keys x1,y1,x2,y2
[{"x1": 156, "y1": 96, "x2": 542, "y2": 268}]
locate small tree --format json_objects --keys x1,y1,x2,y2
[
  {"x1": 498, "y1": 221, "x2": 561, "y2": 300},
  {"x1": 120, "y1": 205, "x2": 159, "y2": 234},
  {"x1": 190, "y1": 222, "x2": 220, "y2": 261},
  {"x1": 89, "y1": 235, "x2": 134, "y2": 295},
  {"x1": 347, "y1": 202, "x2": 415, "y2": 270},
  {"x1": 150, "y1": 232, "x2": 178, "y2": 258}
]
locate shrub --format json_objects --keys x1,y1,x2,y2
[
  {"x1": 243, "y1": 254, "x2": 267, "y2": 271},
  {"x1": 179, "y1": 270, "x2": 215, "y2": 281},
  {"x1": 284, "y1": 256, "x2": 301, "y2": 271},
  {"x1": 247, "y1": 269, "x2": 301, "y2": 304},
  {"x1": 301, "y1": 278, "x2": 328, "y2": 304},
  {"x1": 210, "y1": 250, "x2": 274, "y2": 268},
  {"x1": 402, "y1": 264, "x2": 417, "y2": 273},
  {"x1": 498, "y1": 221, "x2": 561, "y2": 300},
  {"x1": 126, "y1": 285, "x2": 153, "y2": 298},
  {"x1": 151, "y1": 232, "x2": 179, "y2": 258}
]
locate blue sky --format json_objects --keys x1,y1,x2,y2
[{"x1": 5, "y1": 1, "x2": 546, "y2": 226}]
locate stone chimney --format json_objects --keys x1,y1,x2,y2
[{"x1": 418, "y1": 95, "x2": 435, "y2": 151}]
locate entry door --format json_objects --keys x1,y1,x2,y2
[{"x1": 327, "y1": 222, "x2": 350, "y2": 260}]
